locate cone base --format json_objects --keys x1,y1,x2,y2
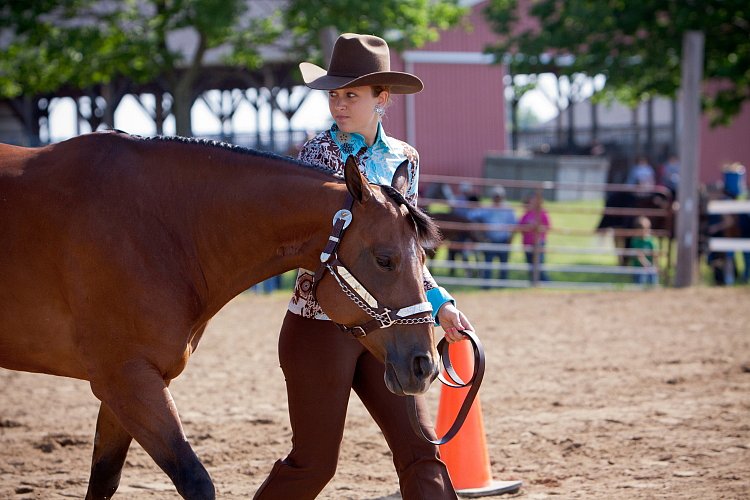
[{"x1": 457, "y1": 479, "x2": 523, "y2": 498}]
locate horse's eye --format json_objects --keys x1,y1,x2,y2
[{"x1": 376, "y1": 255, "x2": 393, "y2": 270}]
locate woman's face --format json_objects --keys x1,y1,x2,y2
[{"x1": 328, "y1": 85, "x2": 386, "y2": 139}]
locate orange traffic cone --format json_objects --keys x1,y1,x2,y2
[{"x1": 436, "y1": 339, "x2": 522, "y2": 497}]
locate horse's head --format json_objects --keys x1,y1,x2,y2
[{"x1": 314, "y1": 157, "x2": 442, "y2": 396}]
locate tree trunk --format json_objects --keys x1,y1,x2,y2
[{"x1": 173, "y1": 79, "x2": 194, "y2": 137}]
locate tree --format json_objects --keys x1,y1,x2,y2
[
  {"x1": 0, "y1": 0, "x2": 280, "y2": 136},
  {"x1": 283, "y1": 0, "x2": 468, "y2": 64},
  {"x1": 1, "y1": 0, "x2": 467, "y2": 139},
  {"x1": 483, "y1": 0, "x2": 750, "y2": 125},
  {"x1": 0, "y1": 0, "x2": 157, "y2": 140}
]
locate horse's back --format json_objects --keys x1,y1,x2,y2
[{"x1": 0, "y1": 132, "x2": 197, "y2": 379}]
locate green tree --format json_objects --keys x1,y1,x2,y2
[
  {"x1": 284, "y1": 0, "x2": 468, "y2": 64},
  {"x1": 484, "y1": 0, "x2": 750, "y2": 125},
  {"x1": 1, "y1": 0, "x2": 467, "y2": 138},
  {"x1": 0, "y1": 0, "x2": 280, "y2": 136}
]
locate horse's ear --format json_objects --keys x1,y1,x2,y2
[
  {"x1": 391, "y1": 160, "x2": 410, "y2": 196},
  {"x1": 344, "y1": 155, "x2": 372, "y2": 203}
]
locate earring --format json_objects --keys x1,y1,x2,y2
[{"x1": 374, "y1": 104, "x2": 385, "y2": 117}]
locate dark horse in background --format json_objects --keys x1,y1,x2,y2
[
  {"x1": 0, "y1": 131, "x2": 442, "y2": 499},
  {"x1": 597, "y1": 189, "x2": 674, "y2": 266},
  {"x1": 422, "y1": 183, "x2": 486, "y2": 276}
]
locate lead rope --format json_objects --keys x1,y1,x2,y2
[{"x1": 407, "y1": 329, "x2": 485, "y2": 445}]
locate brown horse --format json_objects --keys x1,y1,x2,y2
[{"x1": 0, "y1": 131, "x2": 441, "y2": 499}]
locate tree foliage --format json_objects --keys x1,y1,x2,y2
[
  {"x1": 284, "y1": 0, "x2": 467, "y2": 63},
  {"x1": 0, "y1": 0, "x2": 281, "y2": 134},
  {"x1": 0, "y1": 0, "x2": 466, "y2": 135},
  {"x1": 0, "y1": 0, "x2": 156, "y2": 97},
  {"x1": 484, "y1": 0, "x2": 750, "y2": 125}
]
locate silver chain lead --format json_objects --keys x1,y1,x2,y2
[{"x1": 326, "y1": 264, "x2": 434, "y2": 327}]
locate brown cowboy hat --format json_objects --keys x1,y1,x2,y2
[{"x1": 299, "y1": 33, "x2": 423, "y2": 94}]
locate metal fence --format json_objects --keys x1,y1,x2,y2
[{"x1": 420, "y1": 174, "x2": 674, "y2": 290}]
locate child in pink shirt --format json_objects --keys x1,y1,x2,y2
[{"x1": 519, "y1": 193, "x2": 551, "y2": 281}]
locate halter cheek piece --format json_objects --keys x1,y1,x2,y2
[{"x1": 310, "y1": 194, "x2": 435, "y2": 338}]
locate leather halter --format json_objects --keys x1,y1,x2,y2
[
  {"x1": 311, "y1": 193, "x2": 435, "y2": 338},
  {"x1": 311, "y1": 193, "x2": 484, "y2": 445}
]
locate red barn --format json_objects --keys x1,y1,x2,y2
[{"x1": 388, "y1": 1, "x2": 507, "y2": 178}]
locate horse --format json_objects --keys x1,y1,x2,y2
[
  {"x1": 596, "y1": 189, "x2": 673, "y2": 266},
  {"x1": 0, "y1": 130, "x2": 442, "y2": 499}
]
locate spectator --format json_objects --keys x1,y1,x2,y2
[
  {"x1": 705, "y1": 185, "x2": 738, "y2": 286},
  {"x1": 477, "y1": 186, "x2": 516, "y2": 283},
  {"x1": 660, "y1": 155, "x2": 680, "y2": 197},
  {"x1": 519, "y1": 193, "x2": 551, "y2": 282},
  {"x1": 447, "y1": 184, "x2": 481, "y2": 276},
  {"x1": 738, "y1": 212, "x2": 750, "y2": 284},
  {"x1": 629, "y1": 216, "x2": 658, "y2": 285},
  {"x1": 627, "y1": 156, "x2": 656, "y2": 190}
]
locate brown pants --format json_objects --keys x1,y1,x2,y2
[{"x1": 254, "y1": 312, "x2": 457, "y2": 500}]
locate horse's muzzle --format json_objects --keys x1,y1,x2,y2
[{"x1": 384, "y1": 352, "x2": 439, "y2": 396}]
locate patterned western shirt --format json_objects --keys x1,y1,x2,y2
[{"x1": 287, "y1": 123, "x2": 452, "y2": 320}]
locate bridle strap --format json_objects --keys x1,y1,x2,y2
[
  {"x1": 312, "y1": 194, "x2": 354, "y2": 298},
  {"x1": 408, "y1": 329, "x2": 485, "y2": 445}
]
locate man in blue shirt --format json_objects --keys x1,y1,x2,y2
[{"x1": 477, "y1": 186, "x2": 517, "y2": 282}]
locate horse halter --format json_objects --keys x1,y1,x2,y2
[
  {"x1": 312, "y1": 193, "x2": 485, "y2": 446},
  {"x1": 311, "y1": 194, "x2": 435, "y2": 338}
]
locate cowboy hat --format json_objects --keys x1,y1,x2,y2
[{"x1": 299, "y1": 33, "x2": 423, "y2": 94}]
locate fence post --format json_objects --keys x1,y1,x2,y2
[{"x1": 674, "y1": 31, "x2": 704, "y2": 287}]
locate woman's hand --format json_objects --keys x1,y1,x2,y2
[{"x1": 436, "y1": 302, "x2": 475, "y2": 343}]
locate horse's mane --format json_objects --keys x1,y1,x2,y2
[
  {"x1": 381, "y1": 185, "x2": 442, "y2": 251},
  {"x1": 134, "y1": 134, "x2": 340, "y2": 178},
  {"x1": 130, "y1": 133, "x2": 439, "y2": 249}
]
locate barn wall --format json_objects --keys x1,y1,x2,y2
[
  {"x1": 389, "y1": 0, "x2": 507, "y2": 177},
  {"x1": 699, "y1": 101, "x2": 750, "y2": 186}
]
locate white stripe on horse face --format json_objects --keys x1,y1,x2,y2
[{"x1": 337, "y1": 265, "x2": 378, "y2": 308}]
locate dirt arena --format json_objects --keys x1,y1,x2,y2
[{"x1": 1, "y1": 287, "x2": 749, "y2": 499}]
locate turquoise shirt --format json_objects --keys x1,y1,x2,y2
[
  {"x1": 330, "y1": 123, "x2": 453, "y2": 320},
  {"x1": 330, "y1": 123, "x2": 419, "y2": 203}
]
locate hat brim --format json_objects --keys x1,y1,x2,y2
[{"x1": 299, "y1": 62, "x2": 423, "y2": 94}]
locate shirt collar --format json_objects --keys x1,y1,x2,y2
[{"x1": 330, "y1": 122, "x2": 391, "y2": 155}]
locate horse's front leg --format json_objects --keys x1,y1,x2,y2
[
  {"x1": 85, "y1": 402, "x2": 133, "y2": 500},
  {"x1": 89, "y1": 360, "x2": 214, "y2": 500}
]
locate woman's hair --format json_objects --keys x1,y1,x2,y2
[{"x1": 371, "y1": 85, "x2": 390, "y2": 97}]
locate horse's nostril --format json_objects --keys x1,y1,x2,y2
[{"x1": 412, "y1": 354, "x2": 433, "y2": 379}]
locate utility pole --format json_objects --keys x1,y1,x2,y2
[{"x1": 674, "y1": 31, "x2": 704, "y2": 287}]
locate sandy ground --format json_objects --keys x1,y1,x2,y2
[{"x1": 1, "y1": 287, "x2": 749, "y2": 499}]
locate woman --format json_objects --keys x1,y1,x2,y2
[{"x1": 254, "y1": 33, "x2": 474, "y2": 500}]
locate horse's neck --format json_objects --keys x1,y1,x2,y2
[{"x1": 182, "y1": 156, "x2": 346, "y2": 314}]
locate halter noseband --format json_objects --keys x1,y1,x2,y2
[{"x1": 311, "y1": 194, "x2": 435, "y2": 338}]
